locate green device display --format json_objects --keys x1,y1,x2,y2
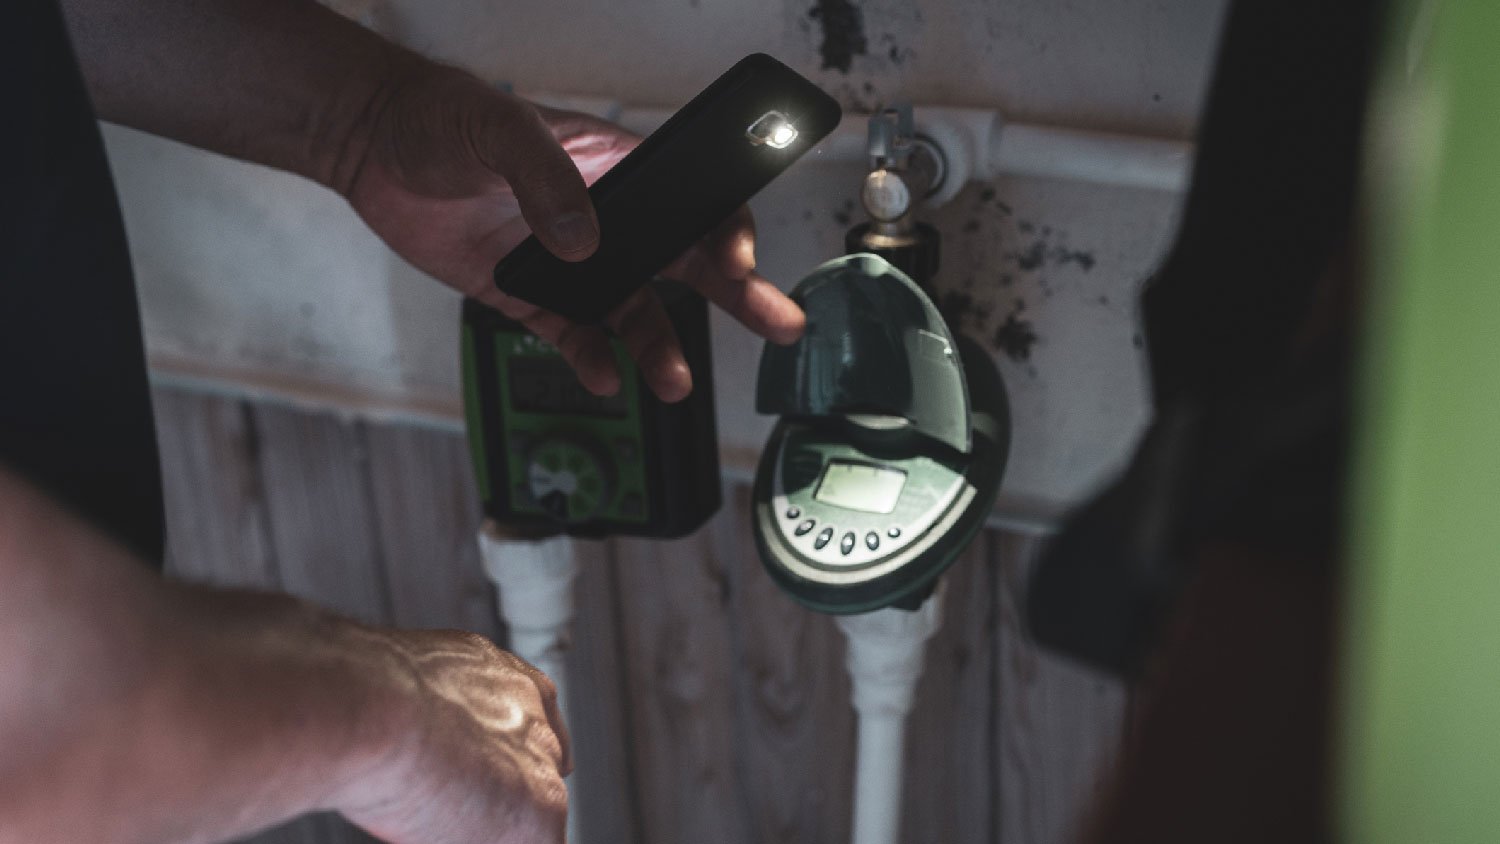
[
  {"x1": 752, "y1": 255, "x2": 1009, "y2": 613},
  {"x1": 461, "y1": 281, "x2": 721, "y2": 538}
]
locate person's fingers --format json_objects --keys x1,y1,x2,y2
[
  {"x1": 688, "y1": 265, "x2": 806, "y2": 346},
  {"x1": 470, "y1": 94, "x2": 600, "y2": 262},
  {"x1": 606, "y1": 287, "x2": 691, "y2": 403},
  {"x1": 661, "y1": 206, "x2": 805, "y2": 345},
  {"x1": 707, "y1": 204, "x2": 758, "y2": 280},
  {"x1": 519, "y1": 768, "x2": 570, "y2": 844},
  {"x1": 520, "y1": 314, "x2": 621, "y2": 400},
  {"x1": 524, "y1": 717, "x2": 567, "y2": 777},
  {"x1": 498, "y1": 651, "x2": 574, "y2": 777},
  {"x1": 471, "y1": 285, "x2": 622, "y2": 397},
  {"x1": 533, "y1": 104, "x2": 642, "y2": 183}
]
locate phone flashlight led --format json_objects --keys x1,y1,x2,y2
[{"x1": 748, "y1": 111, "x2": 798, "y2": 149}]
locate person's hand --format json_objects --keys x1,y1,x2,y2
[
  {"x1": 343, "y1": 62, "x2": 805, "y2": 402},
  {"x1": 330, "y1": 627, "x2": 571, "y2": 844}
]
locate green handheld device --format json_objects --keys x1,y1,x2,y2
[
  {"x1": 461, "y1": 281, "x2": 721, "y2": 538},
  {"x1": 752, "y1": 254, "x2": 1009, "y2": 613}
]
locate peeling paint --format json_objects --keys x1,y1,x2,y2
[
  {"x1": 808, "y1": 0, "x2": 867, "y2": 74},
  {"x1": 1011, "y1": 240, "x2": 1046, "y2": 271},
  {"x1": 993, "y1": 310, "x2": 1040, "y2": 363}
]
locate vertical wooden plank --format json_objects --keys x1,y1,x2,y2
[
  {"x1": 719, "y1": 484, "x2": 856, "y2": 844},
  {"x1": 155, "y1": 391, "x2": 379, "y2": 844},
  {"x1": 900, "y1": 534, "x2": 998, "y2": 844},
  {"x1": 246, "y1": 404, "x2": 393, "y2": 844},
  {"x1": 994, "y1": 532, "x2": 1127, "y2": 844},
  {"x1": 611, "y1": 503, "x2": 752, "y2": 844},
  {"x1": 564, "y1": 538, "x2": 642, "y2": 844},
  {"x1": 362, "y1": 422, "x2": 498, "y2": 639},
  {"x1": 151, "y1": 386, "x2": 277, "y2": 588},
  {"x1": 251, "y1": 404, "x2": 390, "y2": 624}
]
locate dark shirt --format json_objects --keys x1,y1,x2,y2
[{"x1": 2, "y1": 0, "x2": 165, "y2": 567}]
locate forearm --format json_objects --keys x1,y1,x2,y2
[
  {"x1": 0, "y1": 469, "x2": 401, "y2": 843},
  {"x1": 58, "y1": 0, "x2": 413, "y2": 192}
]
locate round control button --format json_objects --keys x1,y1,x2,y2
[
  {"x1": 795, "y1": 519, "x2": 816, "y2": 536},
  {"x1": 865, "y1": 532, "x2": 880, "y2": 551},
  {"x1": 887, "y1": 527, "x2": 902, "y2": 538},
  {"x1": 786, "y1": 506, "x2": 801, "y2": 519},
  {"x1": 814, "y1": 527, "x2": 835, "y2": 550},
  {"x1": 839, "y1": 532, "x2": 856, "y2": 555}
]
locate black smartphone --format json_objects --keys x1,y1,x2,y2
[{"x1": 492, "y1": 53, "x2": 842, "y2": 324}]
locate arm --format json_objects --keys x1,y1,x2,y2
[
  {"x1": 59, "y1": 0, "x2": 805, "y2": 402},
  {"x1": 59, "y1": 0, "x2": 396, "y2": 197},
  {"x1": 0, "y1": 467, "x2": 569, "y2": 844}
]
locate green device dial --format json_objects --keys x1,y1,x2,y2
[{"x1": 524, "y1": 436, "x2": 614, "y2": 524}]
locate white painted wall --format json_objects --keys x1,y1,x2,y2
[{"x1": 107, "y1": 0, "x2": 1228, "y2": 521}]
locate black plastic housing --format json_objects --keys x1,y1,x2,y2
[
  {"x1": 462, "y1": 282, "x2": 721, "y2": 539},
  {"x1": 492, "y1": 53, "x2": 841, "y2": 323}
]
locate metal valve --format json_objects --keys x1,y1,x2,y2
[{"x1": 846, "y1": 104, "x2": 945, "y2": 294}]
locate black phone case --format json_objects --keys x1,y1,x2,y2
[{"x1": 491, "y1": 53, "x2": 842, "y2": 324}]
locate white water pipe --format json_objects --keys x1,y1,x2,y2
[
  {"x1": 608, "y1": 103, "x2": 1192, "y2": 204},
  {"x1": 477, "y1": 523, "x2": 581, "y2": 843},
  {"x1": 835, "y1": 591, "x2": 945, "y2": 844},
  {"x1": 334, "y1": 4, "x2": 1194, "y2": 199}
]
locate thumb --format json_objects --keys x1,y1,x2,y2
[{"x1": 473, "y1": 94, "x2": 601, "y2": 262}]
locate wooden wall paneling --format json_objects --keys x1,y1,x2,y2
[
  {"x1": 993, "y1": 532, "x2": 1128, "y2": 844},
  {"x1": 564, "y1": 538, "x2": 641, "y2": 844},
  {"x1": 151, "y1": 387, "x2": 277, "y2": 588},
  {"x1": 718, "y1": 484, "x2": 856, "y2": 844},
  {"x1": 899, "y1": 533, "x2": 998, "y2": 844},
  {"x1": 362, "y1": 422, "x2": 498, "y2": 639},
  {"x1": 151, "y1": 396, "x2": 384, "y2": 844},
  {"x1": 250, "y1": 404, "x2": 391, "y2": 624},
  {"x1": 610, "y1": 502, "x2": 753, "y2": 844},
  {"x1": 243, "y1": 405, "x2": 393, "y2": 844}
]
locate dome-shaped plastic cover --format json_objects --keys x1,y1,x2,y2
[{"x1": 756, "y1": 253, "x2": 972, "y2": 454}]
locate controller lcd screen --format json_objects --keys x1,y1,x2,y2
[
  {"x1": 813, "y1": 461, "x2": 907, "y2": 514},
  {"x1": 508, "y1": 356, "x2": 628, "y2": 418}
]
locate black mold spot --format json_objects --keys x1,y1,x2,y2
[
  {"x1": 994, "y1": 311, "x2": 1040, "y2": 363},
  {"x1": 1012, "y1": 240, "x2": 1046, "y2": 271},
  {"x1": 809, "y1": 0, "x2": 867, "y2": 74},
  {"x1": 1152, "y1": 92, "x2": 1162, "y2": 102},
  {"x1": 1097, "y1": 295, "x2": 1110, "y2": 306},
  {"x1": 1132, "y1": 333, "x2": 1145, "y2": 349},
  {"x1": 832, "y1": 198, "x2": 855, "y2": 227},
  {"x1": 978, "y1": 186, "x2": 996, "y2": 202},
  {"x1": 1050, "y1": 246, "x2": 1096, "y2": 271},
  {"x1": 1018, "y1": 220, "x2": 1035, "y2": 235},
  {"x1": 940, "y1": 290, "x2": 991, "y2": 332}
]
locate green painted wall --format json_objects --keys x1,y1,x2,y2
[{"x1": 1341, "y1": 2, "x2": 1500, "y2": 840}]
